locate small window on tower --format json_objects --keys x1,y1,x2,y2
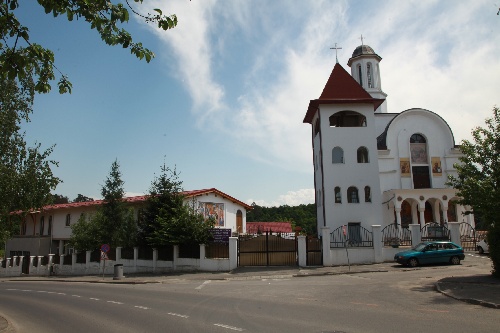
[
  {"x1": 335, "y1": 187, "x2": 342, "y2": 203},
  {"x1": 332, "y1": 147, "x2": 344, "y2": 163},
  {"x1": 367, "y1": 63, "x2": 373, "y2": 88},
  {"x1": 357, "y1": 64, "x2": 363, "y2": 87},
  {"x1": 347, "y1": 187, "x2": 359, "y2": 203}
]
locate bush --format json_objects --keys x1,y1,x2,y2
[{"x1": 488, "y1": 225, "x2": 500, "y2": 278}]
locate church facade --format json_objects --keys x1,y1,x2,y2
[{"x1": 303, "y1": 44, "x2": 473, "y2": 236}]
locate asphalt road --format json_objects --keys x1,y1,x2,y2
[{"x1": 0, "y1": 254, "x2": 497, "y2": 333}]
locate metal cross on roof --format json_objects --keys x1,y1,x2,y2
[
  {"x1": 330, "y1": 43, "x2": 342, "y2": 63},
  {"x1": 359, "y1": 34, "x2": 365, "y2": 45}
]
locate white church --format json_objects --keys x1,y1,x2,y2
[{"x1": 303, "y1": 43, "x2": 474, "y2": 236}]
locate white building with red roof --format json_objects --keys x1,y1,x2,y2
[
  {"x1": 303, "y1": 43, "x2": 474, "y2": 239},
  {"x1": 6, "y1": 188, "x2": 252, "y2": 257}
]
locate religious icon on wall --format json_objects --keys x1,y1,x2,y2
[
  {"x1": 400, "y1": 158, "x2": 410, "y2": 177},
  {"x1": 410, "y1": 143, "x2": 428, "y2": 164},
  {"x1": 198, "y1": 202, "x2": 225, "y2": 226},
  {"x1": 431, "y1": 157, "x2": 442, "y2": 176}
]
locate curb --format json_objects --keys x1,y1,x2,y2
[{"x1": 435, "y1": 282, "x2": 500, "y2": 309}]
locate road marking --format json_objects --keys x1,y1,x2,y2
[
  {"x1": 37, "y1": 291, "x2": 48, "y2": 293},
  {"x1": 21, "y1": 289, "x2": 32, "y2": 292},
  {"x1": 214, "y1": 323, "x2": 244, "y2": 331},
  {"x1": 57, "y1": 293, "x2": 66, "y2": 295},
  {"x1": 167, "y1": 312, "x2": 189, "y2": 318},
  {"x1": 89, "y1": 298, "x2": 99, "y2": 301},
  {"x1": 195, "y1": 280, "x2": 211, "y2": 290},
  {"x1": 6, "y1": 289, "x2": 18, "y2": 291},
  {"x1": 134, "y1": 306, "x2": 150, "y2": 310},
  {"x1": 72, "y1": 295, "x2": 81, "y2": 298},
  {"x1": 297, "y1": 298, "x2": 316, "y2": 301},
  {"x1": 107, "y1": 301, "x2": 124, "y2": 305},
  {"x1": 350, "y1": 302, "x2": 379, "y2": 307}
]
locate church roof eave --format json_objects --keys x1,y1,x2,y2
[{"x1": 303, "y1": 98, "x2": 385, "y2": 124}]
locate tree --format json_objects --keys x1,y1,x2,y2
[
  {"x1": 1, "y1": 0, "x2": 178, "y2": 94},
  {"x1": 141, "y1": 163, "x2": 214, "y2": 248},
  {"x1": 73, "y1": 194, "x2": 94, "y2": 203},
  {"x1": 447, "y1": 106, "x2": 500, "y2": 277},
  {"x1": 51, "y1": 194, "x2": 69, "y2": 204},
  {"x1": 69, "y1": 160, "x2": 137, "y2": 251},
  {"x1": 0, "y1": 76, "x2": 60, "y2": 248}
]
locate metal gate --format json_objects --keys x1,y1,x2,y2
[
  {"x1": 306, "y1": 237, "x2": 322, "y2": 266},
  {"x1": 459, "y1": 222, "x2": 477, "y2": 251},
  {"x1": 238, "y1": 232, "x2": 297, "y2": 266},
  {"x1": 421, "y1": 223, "x2": 450, "y2": 241}
]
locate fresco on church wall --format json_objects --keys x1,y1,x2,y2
[
  {"x1": 431, "y1": 157, "x2": 442, "y2": 176},
  {"x1": 198, "y1": 202, "x2": 225, "y2": 226},
  {"x1": 400, "y1": 158, "x2": 410, "y2": 177},
  {"x1": 410, "y1": 143, "x2": 428, "y2": 164}
]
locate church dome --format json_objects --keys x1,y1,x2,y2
[
  {"x1": 351, "y1": 45, "x2": 376, "y2": 58},
  {"x1": 347, "y1": 44, "x2": 382, "y2": 66}
]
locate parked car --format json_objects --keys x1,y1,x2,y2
[
  {"x1": 394, "y1": 241, "x2": 465, "y2": 267},
  {"x1": 477, "y1": 239, "x2": 489, "y2": 254}
]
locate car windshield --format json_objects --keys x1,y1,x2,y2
[{"x1": 412, "y1": 243, "x2": 427, "y2": 251}]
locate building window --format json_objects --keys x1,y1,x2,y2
[
  {"x1": 40, "y1": 216, "x2": 45, "y2": 235},
  {"x1": 364, "y1": 186, "x2": 371, "y2": 202},
  {"x1": 332, "y1": 147, "x2": 344, "y2": 163},
  {"x1": 65, "y1": 214, "x2": 71, "y2": 227},
  {"x1": 357, "y1": 64, "x2": 363, "y2": 87},
  {"x1": 334, "y1": 187, "x2": 342, "y2": 203},
  {"x1": 367, "y1": 62, "x2": 373, "y2": 88},
  {"x1": 347, "y1": 187, "x2": 359, "y2": 203},
  {"x1": 329, "y1": 111, "x2": 366, "y2": 127},
  {"x1": 357, "y1": 146, "x2": 369, "y2": 163}
]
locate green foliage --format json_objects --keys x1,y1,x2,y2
[
  {"x1": 247, "y1": 203, "x2": 317, "y2": 235},
  {"x1": 73, "y1": 194, "x2": 94, "y2": 203},
  {"x1": 69, "y1": 160, "x2": 137, "y2": 251},
  {"x1": 0, "y1": 76, "x2": 60, "y2": 245},
  {"x1": 141, "y1": 163, "x2": 215, "y2": 247},
  {"x1": 0, "y1": 0, "x2": 178, "y2": 94},
  {"x1": 50, "y1": 193, "x2": 69, "y2": 204},
  {"x1": 447, "y1": 106, "x2": 500, "y2": 276}
]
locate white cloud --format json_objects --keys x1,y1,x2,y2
[{"x1": 247, "y1": 188, "x2": 315, "y2": 207}]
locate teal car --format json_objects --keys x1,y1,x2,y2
[{"x1": 394, "y1": 241, "x2": 465, "y2": 267}]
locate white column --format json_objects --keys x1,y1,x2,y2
[
  {"x1": 58, "y1": 240, "x2": 64, "y2": 255},
  {"x1": 409, "y1": 224, "x2": 421, "y2": 247},
  {"x1": 47, "y1": 254, "x2": 54, "y2": 276},
  {"x1": 71, "y1": 252, "x2": 77, "y2": 273},
  {"x1": 297, "y1": 236, "x2": 307, "y2": 267},
  {"x1": 395, "y1": 208, "x2": 402, "y2": 229},
  {"x1": 419, "y1": 207, "x2": 426, "y2": 228},
  {"x1": 321, "y1": 227, "x2": 332, "y2": 266},
  {"x1": 447, "y1": 222, "x2": 461, "y2": 246},
  {"x1": 372, "y1": 225, "x2": 383, "y2": 263},
  {"x1": 229, "y1": 237, "x2": 238, "y2": 270}
]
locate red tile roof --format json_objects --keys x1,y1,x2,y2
[
  {"x1": 246, "y1": 222, "x2": 293, "y2": 234},
  {"x1": 15, "y1": 188, "x2": 252, "y2": 214},
  {"x1": 303, "y1": 63, "x2": 385, "y2": 123}
]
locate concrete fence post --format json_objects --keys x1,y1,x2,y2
[
  {"x1": 321, "y1": 227, "x2": 332, "y2": 266},
  {"x1": 152, "y1": 248, "x2": 158, "y2": 273},
  {"x1": 72, "y1": 252, "x2": 77, "y2": 273},
  {"x1": 372, "y1": 225, "x2": 383, "y2": 263},
  {"x1": 85, "y1": 251, "x2": 91, "y2": 269},
  {"x1": 173, "y1": 245, "x2": 179, "y2": 271},
  {"x1": 409, "y1": 224, "x2": 421, "y2": 246},
  {"x1": 47, "y1": 254, "x2": 54, "y2": 276},
  {"x1": 297, "y1": 235, "x2": 307, "y2": 267},
  {"x1": 447, "y1": 222, "x2": 461, "y2": 246},
  {"x1": 229, "y1": 237, "x2": 238, "y2": 270},
  {"x1": 199, "y1": 244, "x2": 206, "y2": 270},
  {"x1": 116, "y1": 247, "x2": 122, "y2": 263},
  {"x1": 133, "y1": 247, "x2": 138, "y2": 273}
]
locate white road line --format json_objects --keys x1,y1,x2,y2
[
  {"x1": 107, "y1": 301, "x2": 124, "y2": 305},
  {"x1": 89, "y1": 298, "x2": 100, "y2": 301},
  {"x1": 72, "y1": 295, "x2": 81, "y2": 298},
  {"x1": 21, "y1": 290, "x2": 32, "y2": 292},
  {"x1": 213, "y1": 323, "x2": 244, "y2": 331},
  {"x1": 6, "y1": 289, "x2": 18, "y2": 291},
  {"x1": 57, "y1": 293, "x2": 66, "y2": 295},
  {"x1": 37, "y1": 291, "x2": 48, "y2": 293},
  {"x1": 167, "y1": 312, "x2": 189, "y2": 318},
  {"x1": 134, "y1": 306, "x2": 150, "y2": 310},
  {"x1": 195, "y1": 280, "x2": 211, "y2": 290}
]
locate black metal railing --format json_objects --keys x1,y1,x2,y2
[
  {"x1": 157, "y1": 246, "x2": 174, "y2": 261},
  {"x1": 76, "y1": 252, "x2": 86, "y2": 264},
  {"x1": 421, "y1": 222, "x2": 450, "y2": 241},
  {"x1": 381, "y1": 224, "x2": 412, "y2": 247},
  {"x1": 137, "y1": 247, "x2": 153, "y2": 260},
  {"x1": 179, "y1": 243, "x2": 200, "y2": 259},
  {"x1": 121, "y1": 247, "x2": 134, "y2": 260},
  {"x1": 205, "y1": 242, "x2": 229, "y2": 259},
  {"x1": 330, "y1": 225, "x2": 373, "y2": 248}
]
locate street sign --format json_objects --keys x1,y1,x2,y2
[
  {"x1": 101, "y1": 244, "x2": 110, "y2": 253},
  {"x1": 101, "y1": 251, "x2": 108, "y2": 260}
]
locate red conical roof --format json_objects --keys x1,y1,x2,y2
[{"x1": 303, "y1": 63, "x2": 384, "y2": 123}]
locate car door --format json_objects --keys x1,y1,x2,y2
[{"x1": 421, "y1": 244, "x2": 439, "y2": 264}]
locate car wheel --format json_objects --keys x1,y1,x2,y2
[
  {"x1": 478, "y1": 246, "x2": 484, "y2": 254},
  {"x1": 407, "y1": 258, "x2": 418, "y2": 267},
  {"x1": 450, "y1": 256, "x2": 461, "y2": 265}
]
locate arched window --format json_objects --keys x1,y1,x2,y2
[
  {"x1": 334, "y1": 187, "x2": 342, "y2": 203},
  {"x1": 357, "y1": 64, "x2": 363, "y2": 87},
  {"x1": 332, "y1": 147, "x2": 344, "y2": 163},
  {"x1": 65, "y1": 214, "x2": 71, "y2": 227},
  {"x1": 357, "y1": 146, "x2": 369, "y2": 163},
  {"x1": 367, "y1": 62, "x2": 373, "y2": 88},
  {"x1": 364, "y1": 186, "x2": 371, "y2": 202},
  {"x1": 329, "y1": 111, "x2": 366, "y2": 127},
  {"x1": 347, "y1": 187, "x2": 359, "y2": 203}
]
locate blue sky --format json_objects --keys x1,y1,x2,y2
[{"x1": 16, "y1": 1, "x2": 500, "y2": 206}]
